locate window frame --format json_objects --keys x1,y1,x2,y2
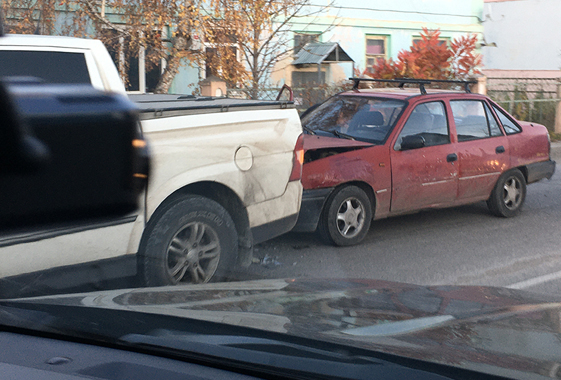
[
  {"x1": 489, "y1": 101, "x2": 523, "y2": 135},
  {"x1": 365, "y1": 35, "x2": 388, "y2": 74},
  {"x1": 450, "y1": 99, "x2": 504, "y2": 142},
  {"x1": 293, "y1": 32, "x2": 321, "y2": 55},
  {"x1": 411, "y1": 36, "x2": 450, "y2": 47}
]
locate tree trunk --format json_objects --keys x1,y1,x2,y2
[{"x1": 154, "y1": 55, "x2": 182, "y2": 94}]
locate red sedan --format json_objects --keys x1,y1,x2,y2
[{"x1": 294, "y1": 78, "x2": 556, "y2": 246}]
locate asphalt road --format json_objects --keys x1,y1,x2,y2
[
  {"x1": 4, "y1": 146, "x2": 559, "y2": 299},
  {"x1": 246, "y1": 147, "x2": 561, "y2": 296}
]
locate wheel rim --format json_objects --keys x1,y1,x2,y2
[
  {"x1": 502, "y1": 176, "x2": 522, "y2": 210},
  {"x1": 166, "y1": 222, "x2": 220, "y2": 284},
  {"x1": 335, "y1": 197, "x2": 366, "y2": 239}
]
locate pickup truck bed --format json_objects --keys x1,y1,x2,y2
[{"x1": 130, "y1": 94, "x2": 294, "y2": 118}]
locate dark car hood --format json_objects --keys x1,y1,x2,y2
[{"x1": 9, "y1": 278, "x2": 561, "y2": 379}]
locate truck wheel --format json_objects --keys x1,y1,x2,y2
[
  {"x1": 141, "y1": 195, "x2": 237, "y2": 286},
  {"x1": 317, "y1": 186, "x2": 372, "y2": 246},
  {"x1": 487, "y1": 169, "x2": 526, "y2": 218}
]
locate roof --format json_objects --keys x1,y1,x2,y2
[
  {"x1": 292, "y1": 42, "x2": 354, "y2": 65},
  {"x1": 1, "y1": 34, "x2": 103, "y2": 50}
]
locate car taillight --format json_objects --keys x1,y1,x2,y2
[{"x1": 289, "y1": 133, "x2": 304, "y2": 182}]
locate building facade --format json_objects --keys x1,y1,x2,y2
[
  {"x1": 482, "y1": 0, "x2": 561, "y2": 78},
  {"x1": 272, "y1": 0, "x2": 484, "y2": 87}
]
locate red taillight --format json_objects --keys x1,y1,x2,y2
[{"x1": 289, "y1": 133, "x2": 305, "y2": 182}]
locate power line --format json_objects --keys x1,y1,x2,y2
[{"x1": 304, "y1": 3, "x2": 482, "y2": 22}]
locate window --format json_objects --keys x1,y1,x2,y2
[
  {"x1": 451, "y1": 100, "x2": 503, "y2": 142},
  {"x1": 291, "y1": 71, "x2": 326, "y2": 86},
  {"x1": 0, "y1": 51, "x2": 90, "y2": 84},
  {"x1": 365, "y1": 36, "x2": 387, "y2": 73},
  {"x1": 395, "y1": 101, "x2": 449, "y2": 150},
  {"x1": 294, "y1": 33, "x2": 320, "y2": 55},
  {"x1": 492, "y1": 104, "x2": 522, "y2": 134},
  {"x1": 412, "y1": 38, "x2": 449, "y2": 47},
  {"x1": 102, "y1": 30, "x2": 162, "y2": 92}
]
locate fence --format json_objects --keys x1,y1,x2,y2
[
  {"x1": 487, "y1": 77, "x2": 561, "y2": 133},
  {"x1": 227, "y1": 82, "x2": 352, "y2": 111}
]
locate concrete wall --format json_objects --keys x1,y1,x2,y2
[{"x1": 482, "y1": 0, "x2": 561, "y2": 70}]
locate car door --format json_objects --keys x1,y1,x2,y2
[
  {"x1": 450, "y1": 99, "x2": 509, "y2": 201},
  {"x1": 390, "y1": 101, "x2": 458, "y2": 213}
]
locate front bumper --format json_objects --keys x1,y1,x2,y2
[
  {"x1": 292, "y1": 188, "x2": 334, "y2": 232},
  {"x1": 526, "y1": 159, "x2": 556, "y2": 184}
]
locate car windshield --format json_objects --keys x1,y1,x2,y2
[
  {"x1": 301, "y1": 95, "x2": 406, "y2": 143},
  {"x1": 1, "y1": 2, "x2": 561, "y2": 380}
]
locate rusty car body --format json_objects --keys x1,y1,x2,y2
[{"x1": 294, "y1": 78, "x2": 556, "y2": 246}]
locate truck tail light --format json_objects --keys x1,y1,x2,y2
[{"x1": 289, "y1": 133, "x2": 304, "y2": 182}]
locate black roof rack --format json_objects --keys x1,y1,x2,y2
[{"x1": 350, "y1": 77, "x2": 477, "y2": 94}]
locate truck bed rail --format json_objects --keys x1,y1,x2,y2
[{"x1": 130, "y1": 94, "x2": 295, "y2": 120}]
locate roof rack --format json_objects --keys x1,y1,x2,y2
[{"x1": 350, "y1": 78, "x2": 477, "y2": 94}]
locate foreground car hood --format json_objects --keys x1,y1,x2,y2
[{"x1": 10, "y1": 278, "x2": 561, "y2": 379}]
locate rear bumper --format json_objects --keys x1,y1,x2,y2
[
  {"x1": 527, "y1": 160, "x2": 556, "y2": 184},
  {"x1": 251, "y1": 213, "x2": 299, "y2": 244},
  {"x1": 292, "y1": 188, "x2": 334, "y2": 232},
  {"x1": 246, "y1": 181, "x2": 303, "y2": 243}
]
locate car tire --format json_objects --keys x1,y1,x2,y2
[
  {"x1": 140, "y1": 195, "x2": 237, "y2": 286},
  {"x1": 317, "y1": 185, "x2": 372, "y2": 246},
  {"x1": 487, "y1": 169, "x2": 526, "y2": 218}
]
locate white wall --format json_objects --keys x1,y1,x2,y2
[{"x1": 483, "y1": 0, "x2": 561, "y2": 70}]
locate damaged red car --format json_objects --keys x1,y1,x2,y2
[{"x1": 293, "y1": 78, "x2": 556, "y2": 246}]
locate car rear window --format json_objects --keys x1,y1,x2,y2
[{"x1": 0, "y1": 50, "x2": 91, "y2": 85}]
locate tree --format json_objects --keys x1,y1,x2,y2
[
  {"x1": 2, "y1": 0, "x2": 56, "y2": 35},
  {"x1": 203, "y1": 0, "x2": 333, "y2": 99},
  {"x1": 3, "y1": 0, "x2": 202, "y2": 93},
  {"x1": 367, "y1": 28, "x2": 482, "y2": 81}
]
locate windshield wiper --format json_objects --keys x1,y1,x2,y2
[
  {"x1": 333, "y1": 130, "x2": 355, "y2": 140},
  {"x1": 302, "y1": 125, "x2": 316, "y2": 135},
  {"x1": 318, "y1": 128, "x2": 355, "y2": 140}
]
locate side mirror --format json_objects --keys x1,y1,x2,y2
[
  {"x1": 0, "y1": 80, "x2": 50, "y2": 174},
  {"x1": 400, "y1": 135, "x2": 426, "y2": 151},
  {"x1": 1, "y1": 81, "x2": 149, "y2": 230}
]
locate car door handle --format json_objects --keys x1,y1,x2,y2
[
  {"x1": 447, "y1": 153, "x2": 458, "y2": 163},
  {"x1": 496, "y1": 146, "x2": 505, "y2": 154}
]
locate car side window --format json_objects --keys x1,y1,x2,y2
[
  {"x1": 394, "y1": 101, "x2": 449, "y2": 150},
  {"x1": 451, "y1": 100, "x2": 502, "y2": 142},
  {"x1": 492, "y1": 104, "x2": 522, "y2": 134}
]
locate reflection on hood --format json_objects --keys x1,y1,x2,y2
[{"x1": 14, "y1": 278, "x2": 561, "y2": 379}]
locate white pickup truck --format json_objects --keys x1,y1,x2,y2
[{"x1": 0, "y1": 34, "x2": 303, "y2": 294}]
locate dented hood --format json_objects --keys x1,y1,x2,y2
[
  {"x1": 304, "y1": 134, "x2": 373, "y2": 151},
  {"x1": 7, "y1": 278, "x2": 561, "y2": 379}
]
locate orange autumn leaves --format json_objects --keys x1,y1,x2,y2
[{"x1": 368, "y1": 28, "x2": 482, "y2": 81}]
